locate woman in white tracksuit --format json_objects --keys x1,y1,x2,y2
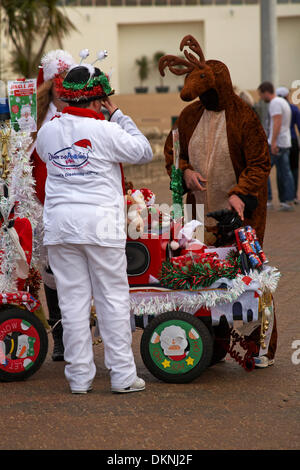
[{"x1": 36, "y1": 64, "x2": 153, "y2": 394}]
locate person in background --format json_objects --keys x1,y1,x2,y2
[
  {"x1": 36, "y1": 62, "x2": 153, "y2": 394},
  {"x1": 276, "y1": 86, "x2": 300, "y2": 204},
  {"x1": 31, "y1": 50, "x2": 75, "y2": 361},
  {"x1": 258, "y1": 81, "x2": 295, "y2": 211}
]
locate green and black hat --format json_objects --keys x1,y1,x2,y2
[{"x1": 55, "y1": 49, "x2": 114, "y2": 103}]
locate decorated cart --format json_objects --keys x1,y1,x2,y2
[
  {"x1": 126, "y1": 214, "x2": 280, "y2": 383},
  {"x1": 124, "y1": 149, "x2": 280, "y2": 383},
  {"x1": 0, "y1": 93, "x2": 280, "y2": 384}
]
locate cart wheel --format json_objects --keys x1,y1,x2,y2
[
  {"x1": 0, "y1": 305, "x2": 48, "y2": 382},
  {"x1": 140, "y1": 311, "x2": 213, "y2": 383},
  {"x1": 210, "y1": 316, "x2": 231, "y2": 366}
]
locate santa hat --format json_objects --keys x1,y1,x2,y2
[
  {"x1": 37, "y1": 49, "x2": 75, "y2": 87},
  {"x1": 72, "y1": 139, "x2": 92, "y2": 152},
  {"x1": 139, "y1": 188, "x2": 155, "y2": 206},
  {"x1": 55, "y1": 49, "x2": 114, "y2": 103}
]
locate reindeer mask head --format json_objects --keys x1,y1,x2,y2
[{"x1": 159, "y1": 35, "x2": 232, "y2": 111}]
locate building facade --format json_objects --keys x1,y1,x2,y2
[{"x1": 2, "y1": 0, "x2": 300, "y2": 94}]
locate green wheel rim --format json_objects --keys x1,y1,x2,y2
[{"x1": 149, "y1": 319, "x2": 203, "y2": 374}]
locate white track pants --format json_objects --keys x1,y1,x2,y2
[{"x1": 47, "y1": 244, "x2": 137, "y2": 391}]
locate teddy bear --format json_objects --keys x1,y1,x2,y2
[{"x1": 125, "y1": 189, "x2": 147, "y2": 238}]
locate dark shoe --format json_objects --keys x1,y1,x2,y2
[
  {"x1": 52, "y1": 336, "x2": 64, "y2": 362},
  {"x1": 51, "y1": 322, "x2": 64, "y2": 361}
]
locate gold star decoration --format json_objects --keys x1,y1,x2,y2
[
  {"x1": 185, "y1": 356, "x2": 195, "y2": 366},
  {"x1": 162, "y1": 359, "x2": 171, "y2": 368}
]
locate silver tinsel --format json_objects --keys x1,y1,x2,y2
[
  {"x1": 0, "y1": 128, "x2": 43, "y2": 293},
  {"x1": 8, "y1": 130, "x2": 42, "y2": 231},
  {"x1": 0, "y1": 196, "x2": 18, "y2": 292},
  {"x1": 129, "y1": 266, "x2": 281, "y2": 320}
]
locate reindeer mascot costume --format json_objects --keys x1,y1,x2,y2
[
  {"x1": 161, "y1": 36, "x2": 276, "y2": 368},
  {"x1": 162, "y1": 36, "x2": 270, "y2": 245}
]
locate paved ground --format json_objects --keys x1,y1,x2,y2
[{"x1": 0, "y1": 171, "x2": 299, "y2": 451}]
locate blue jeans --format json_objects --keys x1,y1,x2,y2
[{"x1": 267, "y1": 147, "x2": 295, "y2": 203}]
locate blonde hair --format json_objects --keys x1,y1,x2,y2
[
  {"x1": 37, "y1": 79, "x2": 54, "y2": 130},
  {"x1": 233, "y1": 85, "x2": 255, "y2": 108},
  {"x1": 31, "y1": 79, "x2": 53, "y2": 143},
  {"x1": 239, "y1": 90, "x2": 254, "y2": 108}
]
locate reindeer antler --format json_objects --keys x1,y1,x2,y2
[
  {"x1": 159, "y1": 55, "x2": 194, "y2": 77},
  {"x1": 159, "y1": 35, "x2": 206, "y2": 77},
  {"x1": 180, "y1": 35, "x2": 206, "y2": 65}
]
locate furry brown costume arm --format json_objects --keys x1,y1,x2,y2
[{"x1": 227, "y1": 105, "x2": 271, "y2": 199}]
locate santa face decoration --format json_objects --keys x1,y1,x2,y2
[
  {"x1": 151, "y1": 324, "x2": 199, "y2": 358},
  {"x1": 160, "y1": 325, "x2": 188, "y2": 356}
]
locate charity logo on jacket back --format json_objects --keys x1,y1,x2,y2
[{"x1": 48, "y1": 139, "x2": 92, "y2": 170}]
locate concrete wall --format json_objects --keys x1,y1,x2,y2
[
  {"x1": 278, "y1": 15, "x2": 300, "y2": 88},
  {"x1": 113, "y1": 91, "x2": 187, "y2": 131},
  {"x1": 118, "y1": 21, "x2": 204, "y2": 93},
  {"x1": 61, "y1": 3, "x2": 300, "y2": 93},
  {"x1": 1, "y1": 4, "x2": 299, "y2": 93},
  {"x1": 62, "y1": 4, "x2": 263, "y2": 93}
]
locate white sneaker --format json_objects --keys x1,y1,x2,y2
[
  {"x1": 71, "y1": 386, "x2": 93, "y2": 395},
  {"x1": 267, "y1": 201, "x2": 273, "y2": 209},
  {"x1": 254, "y1": 356, "x2": 275, "y2": 368},
  {"x1": 111, "y1": 377, "x2": 145, "y2": 394},
  {"x1": 279, "y1": 202, "x2": 294, "y2": 211}
]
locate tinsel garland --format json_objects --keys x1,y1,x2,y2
[
  {"x1": 159, "y1": 250, "x2": 241, "y2": 290},
  {"x1": 63, "y1": 73, "x2": 112, "y2": 95},
  {"x1": 170, "y1": 165, "x2": 184, "y2": 220},
  {"x1": 8, "y1": 131, "x2": 42, "y2": 225},
  {"x1": 0, "y1": 128, "x2": 43, "y2": 293},
  {"x1": 129, "y1": 266, "x2": 280, "y2": 318}
]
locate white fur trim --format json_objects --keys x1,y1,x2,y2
[{"x1": 41, "y1": 49, "x2": 74, "y2": 81}]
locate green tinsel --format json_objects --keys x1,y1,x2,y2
[
  {"x1": 170, "y1": 165, "x2": 184, "y2": 220},
  {"x1": 159, "y1": 251, "x2": 241, "y2": 290},
  {"x1": 63, "y1": 73, "x2": 112, "y2": 95}
]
